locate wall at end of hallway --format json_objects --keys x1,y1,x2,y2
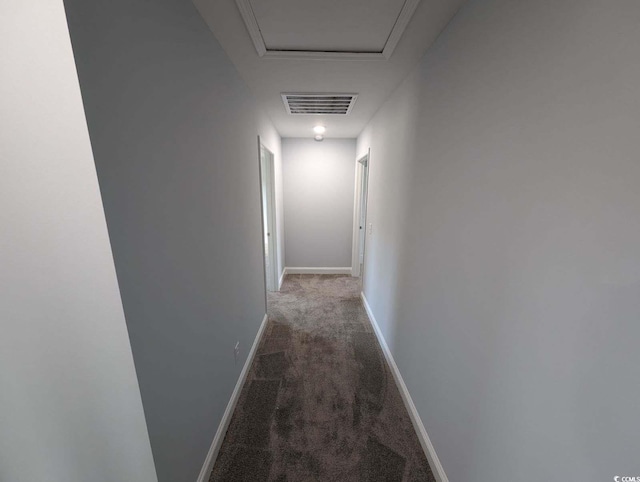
[
  {"x1": 358, "y1": 0, "x2": 640, "y2": 480},
  {"x1": 282, "y1": 138, "x2": 357, "y2": 269}
]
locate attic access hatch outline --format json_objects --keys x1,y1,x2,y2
[{"x1": 235, "y1": 0, "x2": 421, "y2": 61}]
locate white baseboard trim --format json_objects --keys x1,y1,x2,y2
[
  {"x1": 196, "y1": 313, "x2": 269, "y2": 482},
  {"x1": 285, "y1": 267, "x2": 352, "y2": 275},
  {"x1": 278, "y1": 269, "x2": 286, "y2": 290},
  {"x1": 360, "y1": 293, "x2": 449, "y2": 482}
]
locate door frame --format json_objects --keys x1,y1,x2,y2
[
  {"x1": 351, "y1": 149, "x2": 370, "y2": 278},
  {"x1": 258, "y1": 137, "x2": 279, "y2": 295}
]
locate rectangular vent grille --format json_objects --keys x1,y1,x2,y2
[{"x1": 282, "y1": 93, "x2": 358, "y2": 115}]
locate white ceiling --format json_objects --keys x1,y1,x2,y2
[{"x1": 193, "y1": 0, "x2": 465, "y2": 138}]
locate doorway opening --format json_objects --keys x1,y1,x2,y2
[
  {"x1": 351, "y1": 150, "x2": 370, "y2": 279},
  {"x1": 258, "y1": 139, "x2": 279, "y2": 293}
]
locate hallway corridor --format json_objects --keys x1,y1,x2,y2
[{"x1": 209, "y1": 275, "x2": 433, "y2": 481}]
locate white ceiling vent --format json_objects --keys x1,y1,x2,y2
[{"x1": 282, "y1": 93, "x2": 358, "y2": 115}]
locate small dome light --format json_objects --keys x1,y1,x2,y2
[
  {"x1": 313, "y1": 125, "x2": 326, "y2": 135},
  {"x1": 314, "y1": 134, "x2": 324, "y2": 142}
]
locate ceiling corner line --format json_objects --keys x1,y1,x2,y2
[
  {"x1": 382, "y1": 0, "x2": 422, "y2": 58},
  {"x1": 235, "y1": 0, "x2": 267, "y2": 57}
]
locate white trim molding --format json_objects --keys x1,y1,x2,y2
[
  {"x1": 196, "y1": 314, "x2": 269, "y2": 482},
  {"x1": 278, "y1": 269, "x2": 286, "y2": 290},
  {"x1": 285, "y1": 267, "x2": 353, "y2": 275},
  {"x1": 360, "y1": 293, "x2": 450, "y2": 482},
  {"x1": 234, "y1": 0, "x2": 266, "y2": 56},
  {"x1": 235, "y1": 0, "x2": 421, "y2": 61}
]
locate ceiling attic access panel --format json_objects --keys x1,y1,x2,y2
[{"x1": 236, "y1": 0, "x2": 422, "y2": 60}]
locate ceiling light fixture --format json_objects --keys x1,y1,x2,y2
[
  {"x1": 314, "y1": 135, "x2": 324, "y2": 142},
  {"x1": 313, "y1": 125, "x2": 326, "y2": 135}
]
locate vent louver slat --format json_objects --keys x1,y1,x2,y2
[{"x1": 282, "y1": 93, "x2": 358, "y2": 115}]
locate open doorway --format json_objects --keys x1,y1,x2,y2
[
  {"x1": 351, "y1": 149, "x2": 370, "y2": 278},
  {"x1": 258, "y1": 139, "x2": 279, "y2": 292}
]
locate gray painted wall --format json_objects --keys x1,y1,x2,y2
[
  {"x1": 0, "y1": 2, "x2": 157, "y2": 481},
  {"x1": 64, "y1": 1, "x2": 281, "y2": 480},
  {"x1": 357, "y1": 0, "x2": 640, "y2": 480},
  {"x1": 283, "y1": 138, "x2": 356, "y2": 268}
]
